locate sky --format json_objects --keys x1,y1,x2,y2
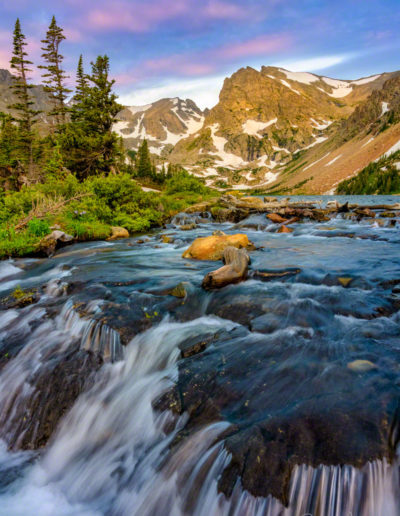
[{"x1": 0, "y1": 0, "x2": 399, "y2": 109}]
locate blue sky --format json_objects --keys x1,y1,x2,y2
[{"x1": 0, "y1": 0, "x2": 399, "y2": 108}]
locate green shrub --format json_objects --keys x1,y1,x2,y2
[
  {"x1": 165, "y1": 170, "x2": 207, "y2": 194},
  {"x1": 27, "y1": 218, "x2": 50, "y2": 237}
]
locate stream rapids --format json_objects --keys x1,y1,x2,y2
[{"x1": 0, "y1": 195, "x2": 400, "y2": 515}]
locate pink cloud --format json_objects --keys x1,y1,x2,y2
[
  {"x1": 87, "y1": 0, "x2": 188, "y2": 32},
  {"x1": 0, "y1": 50, "x2": 11, "y2": 70},
  {"x1": 203, "y1": 0, "x2": 247, "y2": 19},
  {"x1": 218, "y1": 34, "x2": 292, "y2": 59},
  {"x1": 64, "y1": 26, "x2": 85, "y2": 43}
]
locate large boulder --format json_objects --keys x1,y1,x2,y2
[
  {"x1": 37, "y1": 230, "x2": 74, "y2": 257},
  {"x1": 182, "y1": 233, "x2": 251, "y2": 260},
  {"x1": 107, "y1": 226, "x2": 129, "y2": 240},
  {"x1": 202, "y1": 247, "x2": 250, "y2": 289}
]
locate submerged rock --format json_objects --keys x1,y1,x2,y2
[
  {"x1": 347, "y1": 360, "x2": 377, "y2": 372},
  {"x1": 202, "y1": 247, "x2": 250, "y2": 289},
  {"x1": 338, "y1": 277, "x2": 353, "y2": 287},
  {"x1": 252, "y1": 269, "x2": 301, "y2": 282},
  {"x1": 5, "y1": 345, "x2": 103, "y2": 450},
  {"x1": 179, "y1": 223, "x2": 197, "y2": 231},
  {"x1": 169, "y1": 282, "x2": 188, "y2": 299},
  {"x1": 277, "y1": 225, "x2": 293, "y2": 234},
  {"x1": 182, "y1": 233, "x2": 251, "y2": 261}
]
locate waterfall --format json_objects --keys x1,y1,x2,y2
[{"x1": 0, "y1": 314, "x2": 397, "y2": 515}]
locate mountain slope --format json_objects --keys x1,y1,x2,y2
[
  {"x1": 266, "y1": 72, "x2": 400, "y2": 194},
  {"x1": 114, "y1": 98, "x2": 204, "y2": 156},
  {"x1": 166, "y1": 66, "x2": 395, "y2": 189}
]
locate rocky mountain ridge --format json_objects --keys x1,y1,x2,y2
[
  {"x1": 2, "y1": 65, "x2": 400, "y2": 194},
  {"x1": 166, "y1": 66, "x2": 397, "y2": 191}
]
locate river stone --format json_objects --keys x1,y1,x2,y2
[
  {"x1": 277, "y1": 225, "x2": 293, "y2": 233},
  {"x1": 37, "y1": 230, "x2": 74, "y2": 257},
  {"x1": 169, "y1": 282, "x2": 188, "y2": 299},
  {"x1": 338, "y1": 277, "x2": 353, "y2": 287},
  {"x1": 107, "y1": 226, "x2": 129, "y2": 240},
  {"x1": 267, "y1": 213, "x2": 287, "y2": 223},
  {"x1": 202, "y1": 247, "x2": 250, "y2": 289},
  {"x1": 347, "y1": 360, "x2": 377, "y2": 372},
  {"x1": 179, "y1": 223, "x2": 197, "y2": 231},
  {"x1": 182, "y1": 234, "x2": 251, "y2": 261}
]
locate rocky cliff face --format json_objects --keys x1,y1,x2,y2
[
  {"x1": 166, "y1": 66, "x2": 395, "y2": 190},
  {"x1": 264, "y1": 73, "x2": 400, "y2": 194},
  {"x1": 114, "y1": 98, "x2": 205, "y2": 156}
]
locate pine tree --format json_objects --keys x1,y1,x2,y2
[
  {"x1": 59, "y1": 54, "x2": 123, "y2": 179},
  {"x1": 72, "y1": 55, "x2": 88, "y2": 108},
  {"x1": 39, "y1": 16, "x2": 71, "y2": 126},
  {"x1": 8, "y1": 19, "x2": 40, "y2": 175},
  {"x1": 136, "y1": 140, "x2": 152, "y2": 177}
]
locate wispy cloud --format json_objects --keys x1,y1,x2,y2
[
  {"x1": 87, "y1": 0, "x2": 188, "y2": 32},
  {"x1": 203, "y1": 1, "x2": 247, "y2": 20},
  {"x1": 218, "y1": 34, "x2": 292, "y2": 59},
  {"x1": 274, "y1": 55, "x2": 353, "y2": 72}
]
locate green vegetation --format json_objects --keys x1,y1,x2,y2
[
  {"x1": 337, "y1": 151, "x2": 400, "y2": 194},
  {"x1": 0, "y1": 17, "x2": 214, "y2": 259}
]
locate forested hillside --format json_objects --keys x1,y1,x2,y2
[{"x1": 0, "y1": 17, "x2": 211, "y2": 258}]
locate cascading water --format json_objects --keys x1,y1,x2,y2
[{"x1": 0, "y1": 195, "x2": 400, "y2": 515}]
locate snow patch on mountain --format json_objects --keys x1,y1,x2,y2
[
  {"x1": 242, "y1": 118, "x2": 277, "y2": 136},
  {"x1": 325, "y1": 154, "x2": 342, "y2": 166},
  {"x1": 310, "y1": 118, "x2": 333, "y2": 130},
  {"x1": 350, "y1": 75, "x2": 381, "y2": 86},
  {"x1": 280, "y1": 79, "x2": 301, "y2": 95},
  {"x1": 381, "y1": 102, "x2": 390, "y2": 117},
  {"x1": 210, "y1": 124, "x2": 247, "y2": 168},
  {"x1": 322, "y1": 78, "x2": 353, "y2": 98},
  {"x1": 279, "y1": 69, "x2": 319, "y2": 85},
  {"x1": 384, "y1": 139, "x2": 400, "y2": 157},
  {"x1": 128, "y1": 104, "x2": 152, "y2": 115}
]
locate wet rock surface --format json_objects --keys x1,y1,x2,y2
[
  {"x1": 160, "y1": 323, "x2": 400, "y2": 503},
  {"x1": 202, "y1": 246, "x2": 250, "y2": 289},
  {"x1": 182, "y1": 233, "x2": 252, "y2": 260},
  {"x1": 1, "y1": 195, "x2": 400, "y2": 512},
  {"x1": 36, "y1": 230, "x2": 74, "y2": 257}
]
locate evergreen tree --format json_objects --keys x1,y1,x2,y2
[
  {"x1": 39, "y1": 16, "x2": 71, "y2": 126},
  {"x1": 0, "y1": 112, "x2": 20, "y2": 188},
  {"x1": 59, "y1": 55, "x2": 123, "y2": 179},
  {"x1": 136, "y1": 140, "x2": 152, "y2": 177},
  {"x1": 8, "y1": 19, "x2": 40, "y2": 175},
  {"x1": 71, "y1": 54, "x2": 88, "y2": 119}
]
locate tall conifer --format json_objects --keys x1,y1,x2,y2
[
  {"x1": 39, "y1": 16, "x2": 71, "y2": 126},
  {"x1": 8, "y1": 18, "x2": 40, "y2": 174}
]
